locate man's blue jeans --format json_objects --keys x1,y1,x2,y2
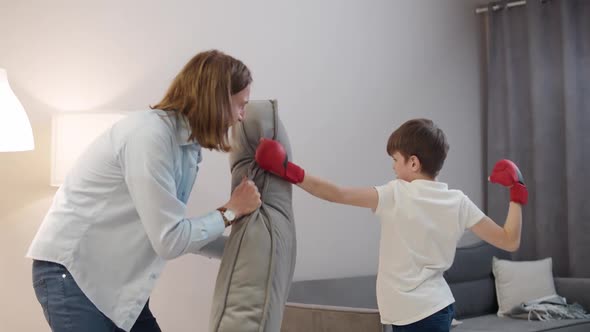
[{"x1": 32, "y1": 260, "x2": 161, "y2": 332}]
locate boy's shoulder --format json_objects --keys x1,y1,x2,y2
[{"x1": 378, "y1": 179, "x2": 469, "y2": 199}]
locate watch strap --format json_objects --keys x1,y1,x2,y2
[{"x1": 217, "y1": 207, "x2": 232, "y2": 227}]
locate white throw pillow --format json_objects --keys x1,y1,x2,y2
[{"x1": 492, "y1": 257, "x2": 557, "y2": 316}]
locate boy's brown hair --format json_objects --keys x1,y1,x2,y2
[
  {"x1": 152, "y1": 50, "x2": 252, "y2": 152},
  {"x1": 386, "y1": 118, "x2": 449, "y2": 178}
]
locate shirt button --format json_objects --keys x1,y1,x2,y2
[{"x1": 62, "y1": 274, "x2": 67, "y2": 279}]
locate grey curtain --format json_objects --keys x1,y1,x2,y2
[{"x1": 484, "y1": 0, "x2": 590, "y2": 277}]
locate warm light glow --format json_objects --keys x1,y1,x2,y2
[
  {"x1": 51, "y1": 112, "x2": 127, "y2": 187},
  {"x1": 0, "y1": 68, "x2": 35, "y2": 152}
]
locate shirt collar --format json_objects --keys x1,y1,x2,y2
[{"x1": 411, "y1": 179, "x2": 448, "y2": 190}]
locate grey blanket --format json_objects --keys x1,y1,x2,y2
[{"x1": 506, "y1": 294, "x2": 590, "y2": 321}]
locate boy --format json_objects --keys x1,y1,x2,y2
[{"x1": 254, "y1": 118, "x2": 527, "y2": 332}]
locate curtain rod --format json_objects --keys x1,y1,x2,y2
[{"x1": 475, "y1": 0, "x2": 526, "y2": 14}]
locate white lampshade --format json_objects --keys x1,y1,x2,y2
[
  {"x1": 0, "y1": 68, "x2": 34, "y2": 152},
  {"x1": 51, "y1": 112, "x2": 126, "y2": 187}
]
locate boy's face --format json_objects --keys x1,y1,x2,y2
[{"x1": 391, "y1": 151, "x2": 421, "y2": 181}]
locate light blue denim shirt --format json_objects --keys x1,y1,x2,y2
[{"x1": 26, "y1": 109, "x2": 225, "y2": 331}]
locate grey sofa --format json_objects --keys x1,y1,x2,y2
[{"x1": 281, "y1": 242, "x2": 590, "y2": 331}]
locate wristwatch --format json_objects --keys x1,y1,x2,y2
[{"x1": 217, "y1": 207, "x2": 236, "y2": 227}]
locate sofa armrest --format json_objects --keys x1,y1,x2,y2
[
  {"x1": 555, "y1": 277, "x2": 590, "y2": 310},
  {"x1": 281, "y1": 302, "x2": 383, "y2": 332}
]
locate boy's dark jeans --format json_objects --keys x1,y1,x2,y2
[{"x1": 390, "y1": 304, "x2": 455, "y2": 332}]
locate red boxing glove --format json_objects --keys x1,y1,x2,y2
[
  {"x1": 489, "y1": 159, "x2": 528, "y2": 205},
  {"x1": 255, "y1": 138, "x2": 305, "y2": 184}
]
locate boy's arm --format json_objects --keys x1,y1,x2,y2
[
  {"x1": 470, "y1": 203, "x2": 522, "y2": 252},
  {"x1": 298, "y1": 174, "x2": 378, "y2": 210},
  {"x1": 471, "y1": 159, "x2": 528, "y2": 252},
  {"x1": 254, "y1": 139, "x2": 378, "y2": 210}
]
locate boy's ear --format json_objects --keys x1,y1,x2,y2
[{"x1": 409, "y1": 155, "x2": 421, "y2": 171}]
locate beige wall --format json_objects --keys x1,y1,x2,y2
[
  {"x1": 0, "y1": 122, "x2": 54, "y2": 332},
  {"x1": 0, "y1": 1, "x2": 484, "y2": 331}
]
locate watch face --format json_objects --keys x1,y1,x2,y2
[{"x1": 224, "y1": 209, "x2": 236, "y2": 221}]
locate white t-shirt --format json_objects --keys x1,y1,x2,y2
[{"x1": 373, "y1": 179, "x2": 485, "y2": 325}]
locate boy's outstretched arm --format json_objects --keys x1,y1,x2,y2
[
  {"x1": 255, "y1": 138, "x2": 378, "y2": 210},
  {"x1": 471, "y1": 159, "x2": 527, "y2": 252},
  {"x1": 298, "y1": 174, "x2": 378, "y2": 209}
]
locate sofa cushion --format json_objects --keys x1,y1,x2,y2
[
  {"x1": 453, "y1": 314, "x2": 590, "y2": 332},
  {"x1": 493, "y1": 257, "x2": 557, "y2": 316},
  {"x1": 287, "y1": 275, "x2": 378, "y2": 309},
  {"x1": 444, "y1": 242, "x2": 509, "y2": 319}
]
